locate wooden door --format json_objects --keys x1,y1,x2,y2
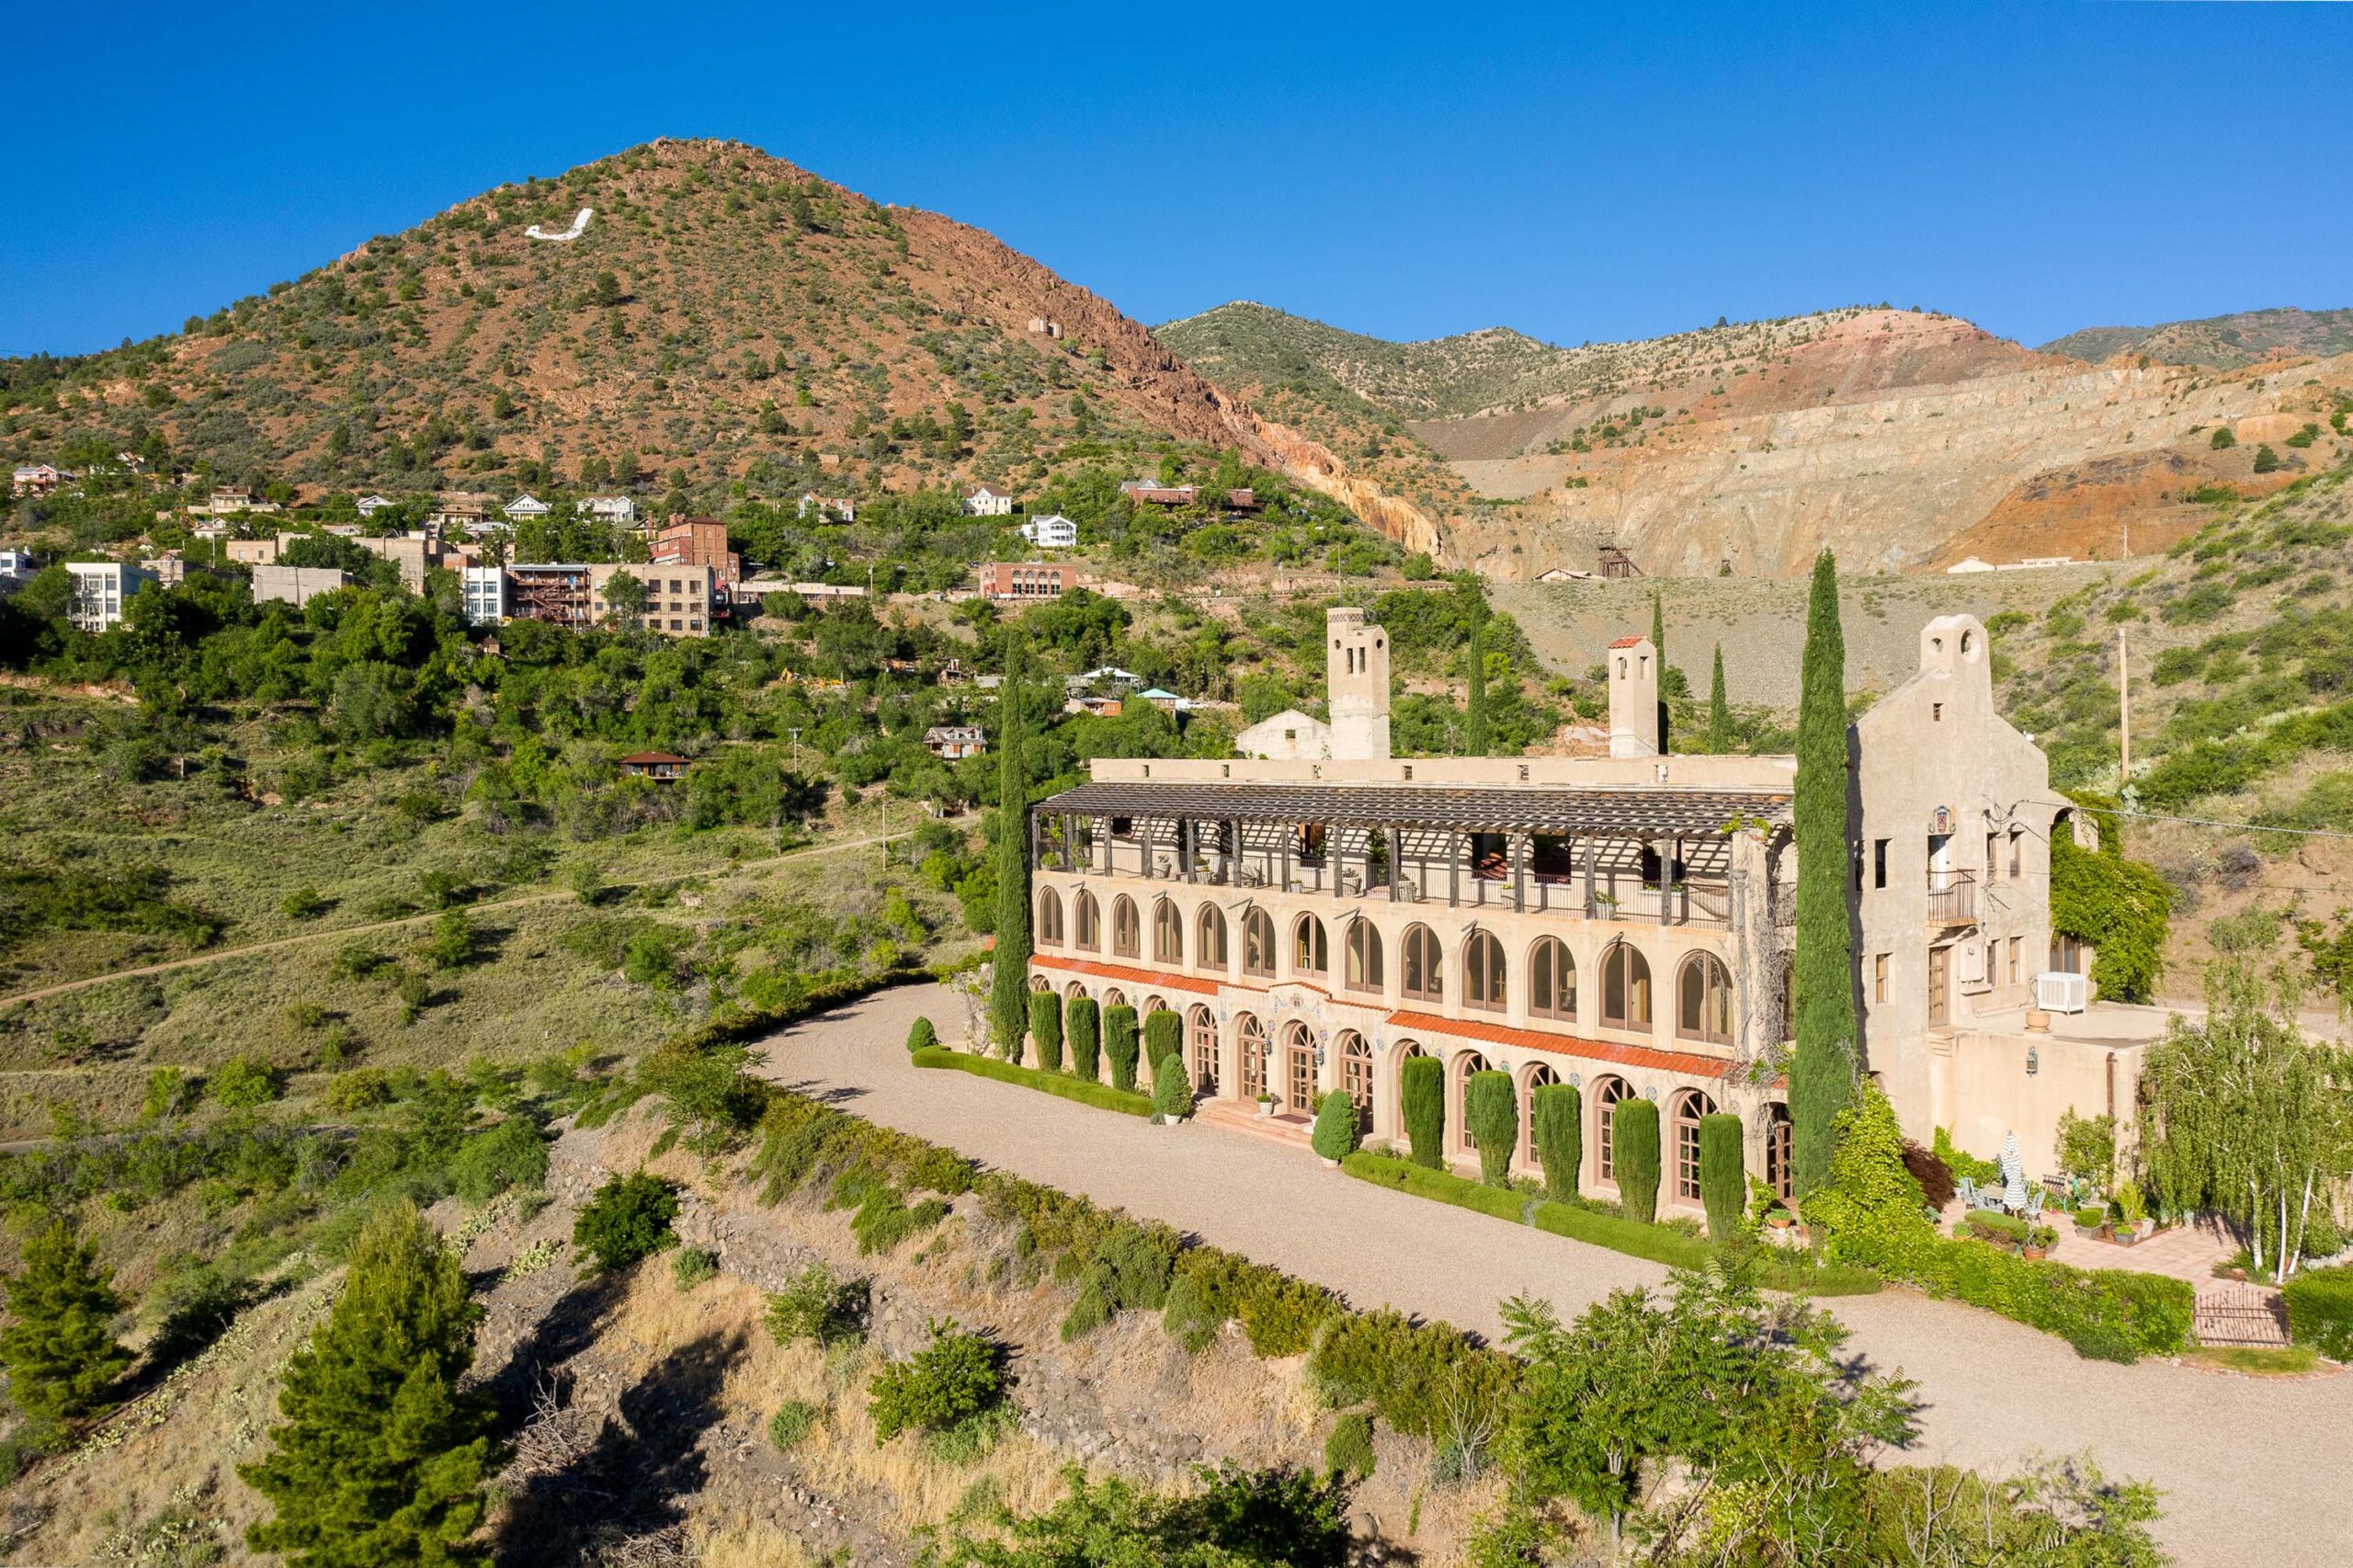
[
  {"x1": 1288, "y1": 1045, "x2": 1315, "y2": 1114},
  {"x1": 1927, "y1": 945, "x2": 1949, "y2": 1026}
]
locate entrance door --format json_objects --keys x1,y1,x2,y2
[
  {"x1": 1288, "y1": 1042, "x2": 1315, "y2": 1114},
  {"x1": 1927, "y1": 945, "x2": 1949, "y2": 1027}
]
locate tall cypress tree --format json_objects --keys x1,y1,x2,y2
[
  {"x1": 1706, "y1": 643, "x2": 1732, "y2": 753},
  {"x1": 1463, "y1": 591, "x2": 1491, "y2": 756},
  {"x1": 241, "y1": 1204, "x2": 501, "y2": 1567},
  {"x1": 0, "y1": 1218, "x2": 131, "y2": 1430},
  {"x1": 989, "y1": 643, "x2": 1034, "y2": 1058},
  {"x1": 1790, "y1": 550, "x2": 1859, "y2": 1198},
  {"x1": 1650, "y1": 589, "x2": 1670, "y2": 750}
]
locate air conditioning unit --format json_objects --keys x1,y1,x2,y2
[{"x1": 2034, "y1": 971, "x2": 2088, "y2": 1014}]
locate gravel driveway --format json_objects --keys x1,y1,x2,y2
[{"x1": 755, "y1": 983, "x2": 2350, "y2": 1567}]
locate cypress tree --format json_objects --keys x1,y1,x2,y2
[
  {"x1": 1790, "y1": 549, "x2": 1859, "y2": 1198},
  {"x1": 1402, "y1": 1056, "x2": 1444, "y2": 1169},
  {"x1": 1065, "y1": 995, "x2": 1100, "y2": 1082},
  {"x1": 1613, "y1": 1097, "x2": 1662, "y2": 1222},
  {"x1": 1698, "y1": 1113, "x2": 1746, "y2": 1241},
  {"x1": 241, "y1": 1203, "x2": 501, "y2": 1567},
  {"x1": 1650, "y1": 589, "x2": 1671, "y2": 749},
  {"x1": 1143, "y1": 1008, "x2": 1181, "y2": 1069},
  {"x1": 1465, "y1": 1070, "x2": 1518, "y2": 1187},
  {"x1": 988, "y1": 645, "x2": 1033, "y2": 1058},
  {"x1": 1103, "y1": 1004, "x2": 1141, "y2": 1092},
  {"x1": 1706, "y1": 642, "x2": 1732, "y2": 753},
  {"x1": 1530, "y1": 1082, "x2": 1583, "y2": 1200},
  {"x1": 1463, "y1": 590, "x2": 1490, "y2": 756},
  {"x1": 1028, "y1": 991, "x2": 1062, "y2": 1072},
  {"x1": 0, "y1": 1218, "x2": 131, "y2": 1430}
]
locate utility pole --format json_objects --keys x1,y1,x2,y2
[{"x1": 2118, "y1": 625, "x2": 2131, "y2": 785}]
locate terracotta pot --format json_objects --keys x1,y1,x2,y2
[{"x1": 2023, "y1": 1244, "x2": 2048, "y2": 1261}]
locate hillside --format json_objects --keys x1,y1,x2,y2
[
  {"x1": 2040, "y1": 306, "x2": 2353, "y2": 369},
  {"x1": 1165, "y1": 301, "x2": 2353, "y2": 581}
]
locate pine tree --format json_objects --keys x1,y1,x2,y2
[
  {"x1": 241, "y1": 1204, "x2": 501, "y2": 1567},
  {"x1": 1462, "y1": 586, "x2": 1490, "y2": 756},
  {"x1": 1790, "y1": 550, "x2": 1859, "y2": 1198},
  {"x1": 989, "y1": 645, "x2": 1033, "y2": 1058},
  {"x1": 1706, "y1": 643, "x2": 1732, "y2": 753},
  {"x1": 0, "y1": 1218, "x2": 131, "y2": 1429}
]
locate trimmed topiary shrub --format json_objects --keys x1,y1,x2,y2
[
  {"x1": 1065, "y1": 996, "x2": 1100, "y2": 1082},
  {"x1": 1465, "y1": 1070, "x2": 1517, "y2": 1187},
  {"x1": 1153, "y1": 1054, "x2": 1192, "y2": 1121},
  {"x1": 2283, "y1": 1263, "x2": 2353, "y2": 1360},
  {"x1": 1698, "y1": 1113, "x2": 1745, "y2": 1241},
  {"x1": 1530, "y1": 1082, "x2": 1582, "y2": 1200},
  {"x1": 1401, "y1": 1056, "x2": 1443, "y2": 1170},
  {"x1": 1028, "y1": 992, "x2": 1063, "y2": 1073},
  {"x1": 1311, "y1": 1090, "x2": 1359, "y2": 1163},
  {"x1": 905, "y1": 1016, "x2": 938, "y2": 1054},
  {"x1": 1143, "y1": 1008, "x2": 1181, "y2": 1069},
  {"x1": 1613, "y1": 1097, "x2": 1661, "y2": 1223},
  {"x1": 1104, "y1": 1005, "x2": 1140, "y2": 1092}
]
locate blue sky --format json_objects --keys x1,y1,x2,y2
[{"x1": 6, "y1": 2, "x2": 2348, "y2": 358}]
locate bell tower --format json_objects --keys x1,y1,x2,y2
[
  {"x1": 1328, "y1": 608, "x2": 1391, "y2": 761},
  {"x1": 1608, "y1": 634, "x2": 1662, "y2": 758}
]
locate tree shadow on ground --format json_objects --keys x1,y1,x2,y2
[
  {"x1": 775, "y1": 1075, "x2": 869, "y2": 1106},
  {"x1": 494, "y1": 1325, "x2": 746, "y2": 1567},
  {"x1": 477, "y1": 1267, "x2": 628, "y2": 1422}
]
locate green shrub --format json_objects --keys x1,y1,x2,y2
[
  {"x1": 2284, "y1": 1264, "x2": 2353, "y2": 1360},
  {"x1": 1698, "y1": 1114, "x2": 1745, "y2": 1242},
  {"x1": 868, "y1": 1320, "x2": 1004, "y2": 1443},
  {"x1": 1933, "y1": 1126, "x2": 2001, "y2": 1186},
  {"x1": 765, "y1": 1263, "x2": 870, "y2": 1347},
  {"x1": 1612, "y1": 1097, "x2": 1661, "y2": 1223},
  {"x1": 829, "y1": 1165, "x2": 950, "y2": 1255},
  {"x1": 1060, "y1": 1223, "x2": 1178, "y2": 1341},
  {"x1": 1153, "y1": 1055, "x2": 1192, "y2": 1121},
  {"x1": 1465, "y1": 1070, "x2": 1517, "y2": 1187},
  {"x1": 1143, "y1": 1008, "x2": 1180, "y2": 1068},
  {"x1": 1967, "y1": 1210, "x2": 2030, "y2": 1245},
  {"x1": 670, "y1": 1247, "x2": 719, "y2": 1290},
  {"x1": 1530, "y1": 1082, "x2": 1581, "y2": 1199},
  {"x1": 572, "y1": 1172, "x2": 679, "y2": 1272},
  {"x1": 1324, "y1": 1411, "x2": 1376, "y2": 1480},
  {"x1": 1103, "y1": 1005, "x2": 1140, "y2": 1092},
  {"x1": 1160, "y1": 1269, "x2": 1220, "y2": 1352},
  {"x1": 1307, "y1": 1301, "x2": 1518, "y2": 1440},
  {"x1": 912, "y1": 1046, "x2": 1154, "y2": 1116},
  {"x1": 210, "y1": 1055, "x2": 282, "y2": 1109},
  {"x1": 1065, "y1": 996, "x2": 1100, "y2": 1082},
  {"x1": 449, "y1": 1118, "x2": 550, "y2": 1205},
  {"x1": 1310, "y1": 1090, "x2": 1359, "y2": 1163},
  {"x1": 1401, "y1": 1056, "x2": 1443, "y2": 1169},
  {"x1": 905, "y1": 1016, "x2": 938, "y2": 1054},
  {"x1": 1028, "y1": 992, "x2": 1063, "y2": 1073},
  {"x1": 2211, "y1": 426, "x2": 2237, "y2": 449},
  {"x1": 767, "y1": 1399, "x2": 819, "y2": 1451},
  {"x1": 324, "y1": 1068, "x2": 392, "y2": 1114}
]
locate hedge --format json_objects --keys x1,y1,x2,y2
[
  {"x1": 1103, "y1": 1005, "x2": 1140, "y2": 1093},
  {"x1": 1530, "y1": 1082, "x2": 1581, "y2": 1200},
  {"x1": 1065, "y1": 995, "x2": 1101, "y2": 1083},
  {"x1": 2283, "y1": 1263, "x2": 2353, "y2": 1360},
  {"x1": 1839, "y1": 1222, "x2": 2192, "y2": 1361},
  {"x1": 1143, "y1": 1008, "x2": 1181, "y2": 1068},
  {"x1": 1401, "y1": 1056, "x2": 1443, "y2": 1169},
  {"x1": 911, "y1": 1047, "x2": 1153, "y2": 1118},
  {"x1": 1613, "y1": 1097, "x2": 1661, "y2": 1223},
  {"x1": 1465, "y1": 1069, "x2": 1517, "y2": 1187},
  {"x1": 1028, "y1": 992, "x2": 1062, "y2": 1073},
  {"x1": 1343, "y1": 1151, "x2": 1880, "y2": 1296}
]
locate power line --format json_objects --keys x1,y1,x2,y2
[{"x1": 2109, "y1": 807, "x2": 2353, "y2": 842}]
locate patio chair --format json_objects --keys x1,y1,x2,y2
[{"x1": 1957, "y1": 1176, "x2": 1978, "y2": 1210}]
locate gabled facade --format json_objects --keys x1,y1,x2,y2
[
  {"x1": 1020, "y1": 513, "x2": 1078, "y2": 550},
  {"x1": 963, "y1": 486, "x2": 1016, "y2": 517}
]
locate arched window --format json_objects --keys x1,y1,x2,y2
[
  {"x1": 1529, "y1": 937, "x2": 1575, "y2": 1021},
  {"x1": 1111, "y1": 896, "x2": 1140, "y2": 959},
  {"x1": 1677, "y1": 953, "x2": 1733, "y2": 1045},
  {"x1": 1104, "y1": 987, "x2": 1128, "y2": 1010},
  {"x1": 1028, "y1": 973, "x2": 1052, "y2": 994},
  {"x1": 1401, "y1": 924, "x2": 1443, "y2": 1005},
  {"x1": 1236, "y1": 1013, "x2": 1266, "y2": 1101},
  {"x1": 1074, "y1": 889, "x2": 1100, "y2": 950},
  {"x1": 1035, "y1": 888, "x2": 1063, "y2": 947},
  {"x1": 1188, "y1": 1005, "x2": 1219, "y2": 1095},
  {"x1": 1764, "y1": 1104, "x2": 1794, "y2": 1201},
  {"x1": 1154, "y1": 898, "x2": 1183, "y2": 963},
  {"x1": 1143, "y1": 994, "x2": 1165, "y2": 1016},
  {"x1": 1600, "y1": 941, "x2": 1652, "y2": 1029},
  {"x1": 1463, "y1": 931, "x2": 1506, "y2": 1013},
  {"x1": 1195, "y1": 903, "x2": 1227, "y2": 971},
  {"x1": 1519, "y1": 1062, "x2": 1558, "y2": 1170},
  {"x1": 1339, "y1": 1031, "x2": 1372, "y2": 1135},
  {"x1": 1594, "y1": 1075, "x2": 1631, "y2": 1183},
  {"x1": 1673, "y1": 1089, "x2": 1717, "y2": 1201},
  {"x1": 1344, "y1": 919, "x2": 1384, "y2": 994},
  {"x1": 1293, "y1": 915, "x2": 1329, "y2": 979},
  {"x1": 1064, "y1": 981, "x2": 1087, "y2": 1002},
  {"x1": 1242, "y1": 909, "x2": 1277, "y2": 979}
]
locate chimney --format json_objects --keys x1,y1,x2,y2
[
  {"x1": 1607, "y1": 635, "x2": 1660, "y2": 758},
  {"x1": 1327, "y1": 608, "x2": 1391, "y2": 761}
]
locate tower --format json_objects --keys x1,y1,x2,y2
[
  {"x1": 1607, "y1": 634, "x2": 1661, "y2": 758},
  {"x1": 1327, "y1": 608, "x2": 1391, "y2": 761}
]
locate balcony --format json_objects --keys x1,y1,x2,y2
[{"x1": 1927, "y1": 870, "x2": 1977, "y2": 926}]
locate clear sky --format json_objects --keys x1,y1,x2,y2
[{"x1": 6, "y1": 2, "x2": 2348, "y2": 358}]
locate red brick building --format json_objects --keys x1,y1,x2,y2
[
  {"x1": 652, "y1": 516, "x2": 742, "y2": 584},
  {"x1": 976, "y1": 562, "x2": 1076, "y2": 602}
]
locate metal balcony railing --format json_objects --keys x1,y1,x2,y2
[{"x1": 1927, "y1": 871, "x2": 1977, "y2": 926}]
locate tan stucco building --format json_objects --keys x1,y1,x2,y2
[{"x1": 1022, "y1": 607, "x2": 2149, "y2": 1209}]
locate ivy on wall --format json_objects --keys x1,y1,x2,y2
[{"x1": 2050, "y1": 825, "x2": 2172, "y2": 1003}]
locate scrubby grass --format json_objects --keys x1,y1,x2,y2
[
  {"x1": 2182, "y1": 1344, "x2": 2319, "y2": 1377},
  {"x1": 911, "y1": 1046, "x2": 1154, "y2": 1117}
]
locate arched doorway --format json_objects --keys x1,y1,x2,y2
[
  {"x1": 1338, "y1": 1031, "x2": 1372, "y2": 1135},
  {"x1": 1518, "y1": 1062, "x2": 1558, "y2": 1172},
  {"x1": 1282, "y1": 1022, "x2": 1317, "y2": 1115},
  {"x1": 1187, "y1": 1005, "x2": 1219, "y2": 1096},
  {"x1": 1671, "y1": 1089, "x2": 1717, "y2": 1203},
  {"x1": 1064, "y1": 981, "x2": 1087, "y2": 1003},
  {"x1": 1235, "y1": 1013, "x2": 1266, "y2": 1102},
  {"x1": 1448, "y1": 1051, "x2": 1492, "y2": 1157},
  {"x1": 1392, "y1": 1040, "x2": 1427, "y2": 1142},
  {"x1": 1592, "y1": 1074, "x2": 1631, "y2": 1189}
]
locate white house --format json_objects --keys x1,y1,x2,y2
[
  {"x1": 460, "y1": 566, "x2": 508, "y2": 627},
  {"x1": 503, "y1": 494, "x2": 551, "y2": 522},
  {"x1": 963, "y1": 485, "x2": 1016, "y2": 517},
  {"x1": 0, "y1": 550, "x2": 38, "y2": 578},
  {"x1": 1020, "y1": 513, "x2": 1078, "y2": 550},
  {"x1": 64, "y1": 562, "x2": 158, "y2": 631},
  {"x1": 798, "y1": 492, "x2": 856, "y2": 523},
  {"x1": 12, "y1": 464, "x2": 64, "y2": 496},
  {"x1": 355, "y1": 494, "x2": 393, "y2": 518},
  {"x1": 577, "y1": 495, "x2": 640, "y2": 526},
  {"x1": 1234, "y1": 708, "x2": 1331, "y2": 759}
]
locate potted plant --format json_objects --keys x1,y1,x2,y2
[
  {"x1": 2022, "y1": 1223, "x2": 2057, "y2": 1262},
  {"x1": 2074, "y1": 1203, "x2": 2109, "y2": 1241},
  {"x1": 2109, "y1": 1181, "x2": 2148, "y2": 1244},
  {"x1": 1311, "y1": 1090, "x2": 1359, "y2": 1169},
  {"x1": 1255, "y1": 1092, "x2": 1276, "y2": 1119}
]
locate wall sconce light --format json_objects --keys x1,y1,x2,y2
[{"x1": 2026, "y1": 1046, "x2": 2040, "y2": 1077}]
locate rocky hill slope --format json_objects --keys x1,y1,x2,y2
[
  {"x1": 1166, "y1": 302, "x2": 2353, "y2": 581},
  {"x1": 2040, "y1": 306, "x2": 2353, "y2": 369}
]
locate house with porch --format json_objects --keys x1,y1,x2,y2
[{"x1": 1020, "y1": 607, "x2": 2147, "y2": 1213}]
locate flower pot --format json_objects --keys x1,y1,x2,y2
[
  {"x1": 2110, "y1": 1229, "x2": 2138, "y2": 1247},
  {"x1": 1320, "y1": 1157, "x2": 1340, "y2": 1169},
  {"x1": 1255, "y1": 1099, "x2": 1275, "y2": 1119},
  {"x1": 2022, "y1": 1244, "x2": 2047, "y2": 1261}
]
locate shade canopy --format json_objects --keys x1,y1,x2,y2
[{"x1": 1033, "y1": 779, "x2": 1789, "y2": 837}]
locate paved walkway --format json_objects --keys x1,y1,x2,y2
[{"x1": 755, "y1": 984, "x2": 2351, "y2": 1568}]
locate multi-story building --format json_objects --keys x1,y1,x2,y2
[
  {"x1": 963, "y1": 485, "x2": 1017, "y2": 517},
  {"x1": 577, "y1": 494, "x2": 640, "y2": 527},
  {"x1": 1024, "y1": 607, "x2": 2151, "y2": 1205},
  {"x1": 494, "y1": 562, "x2": 717, "y2": 637},
  {"x1": 251, "y1": 564, "x2": 347, "y2": 608},
  {"x1": 1020, "y1": 513, "x2": 1078, "y2": 550},
  {"x1": 460, "y1": 565, "x2": 508, "y2": 627},
  {"x1": 64, "y1": 562, "x2": 158, "y2": 631},
  {"x1": 977, "y1": 562, "x2": 1075, "y2": 602},
  {"x1": 650, "y1": 517, "x2": 742, "y2": 584}
]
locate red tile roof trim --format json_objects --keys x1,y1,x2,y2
[
  {"x1": 1383, "y1": 1010, "x2": 1740, "y2": 1080},
  {"x1": 1608, "y1": 635, "x2": 1646, "y2": 649},
  {"x1": 1031, "y1": 954, "x2": 1219, "y2": 995}
]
